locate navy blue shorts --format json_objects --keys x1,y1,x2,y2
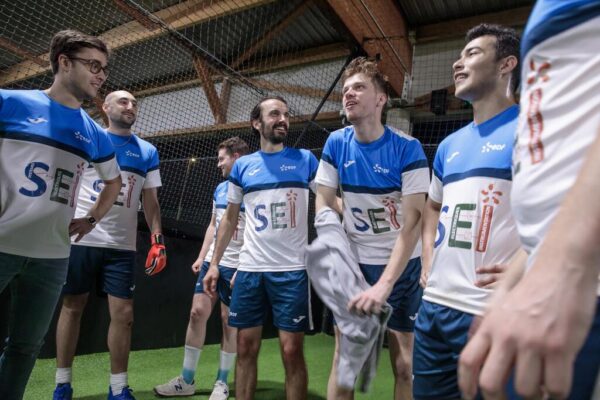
[
  {"x1": 194, "y1": 261, "x2": 236, "y2": 307},
  {"x1": 413, "y1": 299, "x2": 475, "y2": 400},
  {"x1": 228, "y1": 270, "x2": 310, "y2": 332},
  {"x1": 63, "y1": 245, "x2": 136, "y2": 299},
  {"x1": 359, "y1": 257, "x2": 422, "y2": 332}
]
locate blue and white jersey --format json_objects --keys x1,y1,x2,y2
[
  {"x1": 315, "y1": 126, "x2": 430, "y2": 265},
  {"x1": 424, "y1": 105, "x2": 521, "y2": 315},
  {"x1": 521, "y1": 0, "x2": 600, "y2": 60},
  {"x1": 204, "y1": 180, "x2": 245, "y2": 268},
  {"x1": 0, "y1": 89, "x2": 120, "y2": 259},
  {"x1": 73, "y1": 132, "x2": 161, "y2": 251},
  {"x1": 227, "y1": 147, "x2": 318, "y2": 272}
]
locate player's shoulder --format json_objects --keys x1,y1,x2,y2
[
  {"x1": 0, "y1": 88, "x2": 40, "y2": 101},
  {"x1": 216, "y1": 180, "x2": 229, "y2": 192},
  {"x1": 131, "y1": 133, "x2": 158, "y2": 156}
]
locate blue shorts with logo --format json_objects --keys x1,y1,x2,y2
[
  {"x1": 228, "y1": 270, "x2": 310, "y2": 332},
  {"x1": 195, "y1": 261, "x2": 236, "y2": 307},
  {"x1": 413, "y1": 299, "x2": 475, "y2": 400},
  {"x1": 63, "y1": 245, "x2": 136, "y2": 299},
  {"x1": 359, "y1": 257, "x2": 422, "y2": 332}
]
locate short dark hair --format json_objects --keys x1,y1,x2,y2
[
  {"x1": 342, "y1": 57, "x2": 389, "y2": 95},
  {"x1": 465, "y1": 23, "x2": 520, "y2": 93},
  {"x1": 218, "y1": 136, "x2": 250, "y2": 157},
  {"x1": 49, "y1": 30, "x2": 110, "y2": 75},
  {"x1": 250, "y1": 96, "x2": 288, "y2": 135}
]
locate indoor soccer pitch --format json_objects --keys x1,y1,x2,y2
[{"x1": 26, "y1": 333, "x2": 395, "y2": 399}]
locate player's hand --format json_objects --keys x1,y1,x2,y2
[
  {"x1": 459, "y1": 264, "x2": 596, "y2": 399},
  {"x1": 348, "y1": 281, "x2": 392, "y2": 316},
  {"x1": 191, "y1": 259, "x2": 202, "y2": 274},
  {"x1": 145, "y1": 233, "x2": 167, "y2": 276},
  {"x1": 203, "y1": 265, "x2": 220, "y2": 298},
  {"x1": 419, "y1": 268, "x2": 429, "y2": 289},
  {"x1": 474, "y1": 263, "x2": 508, "y2": 289},
  {"x1": 69, "y1": 217, "x2": 95, "y2": 242},
  {"x1": 230, "y1": 270, "x2": 238, "y2": 289}
]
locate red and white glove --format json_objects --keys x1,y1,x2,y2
[{"x1": 145, "y1": 233, "x2": 167, "y2": 276}]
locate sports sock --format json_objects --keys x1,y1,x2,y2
[
  {"x1": 55, "y1": 367, "x2": 72, "y2": 385},
  {"x1": 110, "y1": 372, "x2": 128, "y2": 396},
  {"x1": 216, "y1": 350, "x2": 236, "y2": 383},
  {"x1": 182, "y1": 345, "x2": 202, "y2": 384}
]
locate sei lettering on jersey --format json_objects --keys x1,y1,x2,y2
[{"x1": 19, "y1": 161, "x2": 85, "y2": 207}]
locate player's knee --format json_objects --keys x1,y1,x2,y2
[
  {"x1": 62, "y1": 295, "x2": 87, "y2": 316},
  {"x1": 391, "y1": 354, "x2": 412, "y2": 382},
  {"x1": 237, "y1": 335, "x2": 260, "y2": 359},
  {"x1": 189, "y1": 303, "x2": 210, "y2": 323},
  {"x1": 280, "y1": 340, "x2": 304, "y2": 365}
]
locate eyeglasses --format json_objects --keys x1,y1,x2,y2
[{"x1": 69, "y1": 57, "x2": 110, "y2": 77}]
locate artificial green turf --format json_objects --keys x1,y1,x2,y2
[{"x1": 25, "y1": 333, "x2": 395, "y2": 399}]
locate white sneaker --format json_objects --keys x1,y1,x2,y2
[
  {"x1": 153, "y1": 376, "x2": 195, "y2": 397},
  {"x1": 208, "y1": 381, "x2": 229, "y2": 400}
]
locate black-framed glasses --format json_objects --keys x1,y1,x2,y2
[{"x1": 69, "y1": 57, "x2": 110, "y2": 76}]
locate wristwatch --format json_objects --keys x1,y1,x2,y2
[{"x1": 86, "y1": 215, "x2": 97, "y2": 227}]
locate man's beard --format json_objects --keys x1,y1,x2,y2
[{"x1": 262, "y1": 121, "x2": 287, "y2": 144}]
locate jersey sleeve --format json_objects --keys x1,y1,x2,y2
[
  {"x1": 400, "y1": 139, "x2": 430, "y2": 196},
  {"x1": 92, "y1": 129, "x2": 120, "y2": 181},
  {"x1": 227, "y1": 161, "x2": 243, "y2": 204},
  {"x1": 143, "y1": 146, "x2": 162, "y2": 189},
  {"x1": 315, "y1": 135, "x2": 339, "y2": 189},
  {"x1": 428, "y1": 142, "x2": 445, "y2": 204}
]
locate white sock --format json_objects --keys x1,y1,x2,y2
[
  {"x1": 110, "y1": 372, "x2": 128, "y2": 396},
  {"x1": 55, "y1": 367, "x2": 72, "y2": 384},
  {"x1": 219, "y1": 350, "x2": 236, "y2": 372},
  {"x1": 182, "y1": 345, "x2": 202, "y2": 384}
]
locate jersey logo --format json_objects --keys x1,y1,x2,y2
[
  {"x1": 74, "y1": 131, "x2": 91, "y2": 144},
  {"x1": 125, "y1": 150, "x2": 140, "y2": 158},
  {"x1": 476, "y1": 183, "x2": 503, "y2": 252},
  {"x1": 372, "y1": 163, "x2": 389, "y2": 174},
  {"x1": 27, "y1": 117, "x2": 48, "y2": 124},
  {"x1": 343, "y1": 160, "x2": 356, "y2": 168},
  {"x1": 280, "y1": 164, "x2": 297, "y2": 172},
  {"x1": 446, "y1": 151, "x2": 460, "y2": 163},
  {"x1": 481, "y1": 142, "x2": 506, "y2": 153},
  {"x1": 409, "y1": 312, "x2": 418, "y2": 321},
  {"x1": 248, "y1": 168, "x2": 261, "y2": 176}
]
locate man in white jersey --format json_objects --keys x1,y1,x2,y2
[
  {"x1": 0, "y1": 30, "x2": 122, "y2": 400},
  {"x1": 204, "y1": 96, "x2": 318, "y2": 400},
  {"x1": 413, "y1": 24, "x2": 523, "y2": 400},
  {"x1": 52, "y1": 90, "x2": 164, "y2": 400},
  {"x1": 315, "y1": 57, "x2": 430, "y2": 399},
  {"x1": 460, "y1": 2, "x2": 600, "y2": 399},
  {"x1": 154, "y1": 136, "x2": 249, "y2": 399}
]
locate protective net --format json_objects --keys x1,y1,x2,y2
[
  {"x1": 0, "y1": 0, "x2": 477, "y2": 236},
  {"x1": 0, "y1": 0, "x2": 355, "y2": 236}
]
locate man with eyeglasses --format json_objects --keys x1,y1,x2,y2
[{"x1": 0, "y1": 30, "x2": 121, "y2": 400}]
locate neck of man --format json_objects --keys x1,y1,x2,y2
[
  {"x1": 260, "y1": 136, "x2": 284, "y2": 153},
  {"x1": 351, "y1": 114, "x2": 385, "y2": 144},
  {"x1": 471, "y1": 85, "x2": 516, "y2": 125},
  {"x1": 108, "y1": 123, "x2": 132, "y2": 136},
  {"x1": 44, "y1": 80, "x2": 83, "y2": 109}
]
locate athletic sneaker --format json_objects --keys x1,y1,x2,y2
[
  {"x1": 107, "y1": 386, "x2": 135, "y2": 400},
  {"x1": 153, "y1": 376, "x2": 196, "y2": 397},
  {"x1": 208, "y1": 381, "x2": 229, "y2": 400},
  {"x1": 53, "y1": 383, "x2": 73, "y2": 400}
]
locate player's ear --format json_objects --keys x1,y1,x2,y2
[
  {"x1": 499, "y1": 55, "x2": 518, "y2": 76},
  {"x1": 233, "y1": 152, "x2": 240, "y2": 160},
  {"x1": 251, "y1": 118, "x2": 261, "y2": 132}
]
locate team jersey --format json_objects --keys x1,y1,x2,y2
[
  {"x1": 0, "y1": 89, "x2": 120, "y2": 259},
  {"x1": 227, "y1": 147, "x2": 318, "y2": 272},
  {"x1": 521, "y1": 0, "x2": 600, "y2": 59},
  {"x1": 73, "y1": 132, "x2": 161, "y2": 251},
  {"x1": 512, "y1": 2, "x2": 600, "y2": 292},
  {"x1": 204, "y1": 180, "x2": 245, "y2": 268},
  {"x1": 315, "y1": 125, "x2": 430, "y2": 265},
  {"x1": 424, "y1": 105, "x2": 521, "y2": 316}
]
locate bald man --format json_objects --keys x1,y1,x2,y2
[{"x1": 53, "y1": 91, "x2": 165, "y2": 400}]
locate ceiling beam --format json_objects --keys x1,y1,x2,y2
[
  {"x1": 325, "y1": 0, "x2": 412, "y2": 97},
  {"x1": 220, "y1": 77, "x2": 233, "y2": 122},
  {"x1": 0, "y1": 0, "x2": 275, "y2": 86},
  {"x1": 230, "y1": 0, "x2": 313, "y2": 70},
  {"x1": 193, "y1": 55, "x2": 226, "y2": 124},
  {"x1": 415, "y1": 6, "x2": 532, "y2": 43},
  {"x1": 112, "y1": 0, "x2": 162, "y2": 31},
  {"x1": 0, "y1": 37, "x2": 49, "y2": 68},
  {"x1": 141, "y1": 110, "x2": 341, "y2": 138}
]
